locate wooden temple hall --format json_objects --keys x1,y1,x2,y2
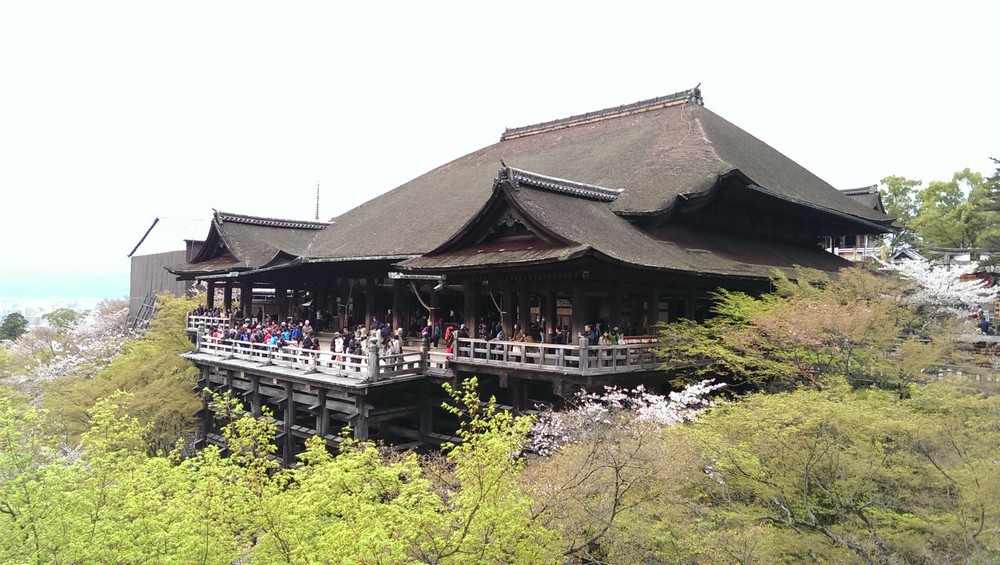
[{"x1": 170, "y1": 87, "x2": 894, "y2": 462}]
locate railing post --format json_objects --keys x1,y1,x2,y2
[
  {"x1": 579, "y1": 337, "x2": 590, "y2": 374},
  {"x1": 196, "y1": 321, "x2": 205, "y2": 353},
  {"x1": 367, "y1": 333, "x2": 380, "y2": 382},
  {"x1": 420, "y1": 332, "x2": 430, "y2": 374}
]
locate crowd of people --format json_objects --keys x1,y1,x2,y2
[{"x1": 193, "y1": 304, "x2": 637, "y2": 367}]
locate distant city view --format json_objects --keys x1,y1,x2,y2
[
  {"x1": 0, "y1": 273, "x2": 129, "y2": 327},
  {"x1": 0, "y1": 297, "x2": 113, "y2": 328}
]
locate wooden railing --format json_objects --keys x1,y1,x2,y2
[
  {"x1": 196, "y1": 335, "x2": 427, "y2": 383},
  {"x1": 187, "y1": 314, "x2": 233, "y2": 332},
  {"x1": 192, "y1": 333, "x2": 665, "y2": 380},
  {"x1": 453, "y1": 338, "x2": 662, "y2": 375}
]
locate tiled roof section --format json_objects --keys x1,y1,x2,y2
[
  {"x1": 501, "y1": 166, "x2": 623, "y2": 202},
  {"x1": 840, "y1": 185, "x2": 879, "y2": 196},
  {"x1": 838, "y1": 186, "x2": 885, "y2": 214},
  {"x1": 500, "y1": 86, "x2": 703, "y2": 141},
  {"x1": 214, "y1": 210, "x2": 328, "y2": 230}
]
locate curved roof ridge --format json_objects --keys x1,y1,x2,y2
[
  {"x1": 213, "y1": 209, "x2": 329, "y2": 230},
  {"x1": 840, "y1": 185, "x2": 879, "y2": 196},
  {"x1": 500, "y1": 86, "x2": 703, "y2": 141},
  {"x1": 501, "y1": 165, "x2": 623, "y2": 202}
]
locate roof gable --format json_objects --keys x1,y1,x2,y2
[
  {"x1": 430, "y1": 166, "x2": 587, "y2": 256},
  {"x1": 173, "y1": 210, "x2": 329, "y2": 276}
]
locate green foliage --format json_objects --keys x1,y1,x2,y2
[
  {"x1": 524, "y1": 400, "x2": 701, "y2": 563},
  {"x1": 675, "y1": 380, "x2": 1000, "y2": 563},
  {"x1": 0, "y1": 378, "x2": 561, "y2": 563},
  {"x1": 658, "y1": 266, "x2": 930, "y2": 391},
  {"x1": 434, "y1": 377, "x2": 557, "y2": 564},
  {"x1": 880, "y1": 167, "x2": 1000, "y2": 255},
  {"x1": 0, "y1": 312, "x2": 28, "y2": 341},
  {"x1": 41, "y1": 307, "x2": 83, "y2": 330},
  {"x1": 880, "y1": 174, "x2": 922, "y2": 227},
  {"x1": 912, "y1": 168, "x2": 997, "y2": 251},
  {"x1": 261, "y1": 436, "x2": 442, "y2": 563},
  {"x1": 41, "y1": 294, "x2": 200, "y2": 452}
]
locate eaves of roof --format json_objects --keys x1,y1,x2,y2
[{"x1": 745, "y1": 183, "x2": 894, "y2": 234}]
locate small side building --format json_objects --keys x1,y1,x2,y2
[
  {"x1": 128, "y1": 217, "x2": 209, "y2": 326},
  {"x1": 821, "y1": 185, "x2": 888, "y2": 261}
]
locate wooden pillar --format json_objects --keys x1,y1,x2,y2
[
  {"x1": 239, "y1": 282, "x2": 253, "y2": 319},
  {"x1": 249, "y1": 374, "x2": 261, "y2": 417},
  {"x1": 365, "y1": 276, "x2": 376, "y2": 328},
  {"x1": 223, "y1": 283, "x2": 233, "y2": 312},
  {"x1": 353, "y1": 395, "x2": 369, "y2": 441},
  {"x1": 463, "y1": 280, "x2": 479, "y2": 335},
  {"x1": 517, "y1": 282, "x2": 531, "y2": 336},
  {"x1": 198, "y1": 368, "x2": 212, "y2": 439},
  {"x1": 545, "y1": 292, "x2": 558, "y2": 341},
  {"x1": 339, "y1": 278, "x2": 352, "y2": 331},
  {"x1": 282, "y1": 381, "x2": 295, "y2": 467},
  {"x1": 501, "y1": 290, "x2": 514, "y2": 337},
  {"x1": 684, "y1": 290, "x2": 696, "y2": 322},
  {"x1": 392, "y1": 279, "x2": 404, "y2": 334},
  {"x1": 647, "y1": 288, "x2": 659, "y2": 334},
  {"x1": 571, "y1": 283, "x2": 586, "y2": 336},
  {"x1": 419, "y1": 382, "x2": 433, "y2": 445},
  {"x1": 276, "y1": 284, "x2": 288, "y2": 322},
  {"x1": 610, "y1": 285, "x2": 622, "y2": 330},
  {"x1": 512, "y1": 378, "x2": 528, "y2": 414},
  {"x1": 206, "y1": 281, "x2": 216, "y2": 309},
  {"x1": 431, "y1": 285, "x2": 441, "y2": 326},
  {"x1": 316, "y1": 388, "x2": 329, "y2": 437}
]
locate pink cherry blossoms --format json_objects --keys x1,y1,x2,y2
[{"x1": 529, "y1": 379, "x2": 725, "y2": 456}]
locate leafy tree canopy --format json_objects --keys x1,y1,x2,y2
[
  {"x1": 881, "y1": 164, "x2": 1000, "y2": 255},
  {"x1": 656, "y1": 266, "x2": 942, "y2": 391},
  {"x1": 0, "y1": 312, "x2": 28, "y2": 341},
  {"x1": 41, "y1": 307, "x2": 84, "y2": 330}
]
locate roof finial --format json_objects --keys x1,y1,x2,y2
[
  {"x1": 690, "y1": 83, "x2": 703, "y2": 105},
  {"x1": 315, "y1": 180, "x2": 320, "y2": 221}
]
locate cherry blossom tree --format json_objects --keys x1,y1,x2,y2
[
  {"x1": 883, "y1": 259, "x2": 1000, "y2": 314},
  {"x1": 8, "y1": 300, "x2": 130, "y2": 388},
  {"x1": 529, "y1": 380, "x2": 724, "y2": 457}
]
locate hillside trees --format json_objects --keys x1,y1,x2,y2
[
  {"x1": 0, "y1": 312, "x2": 28, "y2": 341},
  {"x1": 656, "y1": 266, "x2": 943, "y2": 391},
  {"x1": 0, "y1": 380, "x2": 559, "y2": 563},
  {"x1": 880, "y1": 174, "x2": 922, "y2": 248},
  {"x1": 677, "y1": 380, "x2": 1000, "y2": 563},
  {"x1": 880, "y1": 164, "x2": 1000, "y2": 255},
  {"x1": 524, "y1": 381, "x2": 721, "y2": 563},
  {"x1": 39, "y1": 294, "x2": 199, "y2": 452}
]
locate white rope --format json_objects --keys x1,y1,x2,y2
[
  {"x1": 409, "y1": 281, "x2": 434, "y2": 318},
  {"x1": 489, "y1": 291, "x2": 506, "y2": 319}
]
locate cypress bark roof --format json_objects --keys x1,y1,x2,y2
[
  {"x1": 398, "y1": 167, "x2": 849, "y2": 278},
  {"x1": 172, "y1": 87, "x2": 893, "y2": 280},
  {"x1": 167, "y1": 211, "x2": 327, "y2": 277},
  {"x1": 840, "y1": 185, "x2": 886, "y2": 214},
  {"x1": 305, "y1": 87, "x2": 891, "y2": 263}
]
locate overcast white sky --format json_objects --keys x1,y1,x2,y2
[{"x1": 2, "y1": 1, "x2": 998, "y2": 296}]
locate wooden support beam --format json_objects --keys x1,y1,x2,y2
[
  {"x1": 352, "y1": 394, "x2": 369, "y2": 441},
  {"x1": 315, "y1": 388, "x2": 329, "y2": 437},
  {"x1": 282, "y1": 381, "x2": 295, "y2": 467},
  {"x1": 249, "y1": 374, "x2": 261, "y2": 417}
]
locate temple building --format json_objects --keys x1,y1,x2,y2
[{"x1": 169, "y1": 87, "x2": 895, "y2": 461}]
